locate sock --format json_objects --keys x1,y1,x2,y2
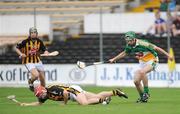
[
  {"x1": 139, "y1": 92, "x2": 143, "y2": 98},
  {"x1": 28, "y1": 78, "x2": 33, "y2": 84},
  {"x1": 144, "y1": 86, "x2": 149, "y2": 93},
  {"x1": 99, "y1": 98, "x2": 104, "y2": 103},
  {"x1": 112, "y1": 90, "x2": 117, "y2": 96}
]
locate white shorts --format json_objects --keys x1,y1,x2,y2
[
  {"x1": 139, "y1": 59, "x2": 158, "y2": 70},
  {"x1": 69, "y1": 85, "x2": 85, "y2": 101},
  {"x1": 25, "y1": 61, "x2": 44, "y2": 72}
]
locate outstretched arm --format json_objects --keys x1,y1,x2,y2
[
  {"x1": 109, "y1": 51, "x2": 127, "y2": 63},
  {"x1": 20, "y1": 102, "x2": 42, "y2": 106},
  {"x1": 154, "y1": 46, "x2": 173, "y2": 61}
]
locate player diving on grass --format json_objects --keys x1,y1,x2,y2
[
  {"x1": 109, "y1": 31, "x2": 173, "y2": 103},
  {"x1": 15, "y1": 27, "x2": 50, "y2": 92},
  {"x1": 16, "y1": 84, "x2": 128, "y2": 106}
]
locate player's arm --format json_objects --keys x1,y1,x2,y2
[
  {"x1": 142, "y1": 41, "x2": 173, "y2": 61},
  {"x1": 20, "y1": 101, "x2": 43, "y2": 106},
  {"x1": 63, "y1": 90, "x2": 69, "y2": 105},
  {"x1": 109, "y1": 51, "x2": 127, "y2": 63},
  {"x1": 15, "y1": 48, "x2": 26, "y2": 58},
  {"x1": 154, "y1": 46, "x2": 173, "y2": 61},
  {"x1": 39, "y1": 39, "x2": 49, "y2": 55},
  {"x1": 15, "y1": 40, "x2": 26, "y2": 58}
]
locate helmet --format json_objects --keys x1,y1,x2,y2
[
  {"x1": 29, "y1": 27, "x2": 38, "y2": 34},
  {"x1": 124, "y1": 31, "x2": 136, "y2": 40},
  {"x1": 34, "y1": 85, "x2": 47, "y2": 98}
]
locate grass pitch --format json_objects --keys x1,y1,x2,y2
[{"x1": 0, "y1": 87, "x2": 180, "y2": 114}]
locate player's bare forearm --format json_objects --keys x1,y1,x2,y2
[
  {"x1": 63, "y1": 92, "x2": 69, "y2": 105},
  {"x1": 110, "y1": 51, "x2": 127, "y2": 62},
  {"x1": 15, "y1": 48, "x2": 22, "y2": 56},
  {"x1": 15, "y1": 48, "x2": 26, "y2": 58},
  {"x1": 155, "y1": 46, "x2": 172, "y2": 59},
  {"x1": 20, "y1": 102, "x2": 42, "y2": 106}
]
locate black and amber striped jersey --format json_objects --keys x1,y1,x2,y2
[
  {"x1": 38, "y1": 84, "x2": 67, "y2": 103},
  {"x1": 66, "y1": 86, "x2": 81, "y2": 95},
  {"x1": 16, "y1": 37, "x2": 47, "y2": 64},
  {"x1": 38, "y1": 84, "x2": 81, "y2": 103}
]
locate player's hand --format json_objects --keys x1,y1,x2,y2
[
  {"x1": 19, "y1": 53, "x2": 26, "y2": 58},
  {"x1": 168, "y1": 55, "x2": 174, "y2": 61},
  {"x1": 41, "y1": 51, "x2": 49, "y2": 56},
  {"x1": 20, "y1": 103, "x2": 26, "y2": 106},
  {"x1": 108, "y1": 58, "x2": 115, "y2": 63},
  {"x1": 44, "y1": 51, "x2": 49, "y2": 55}
]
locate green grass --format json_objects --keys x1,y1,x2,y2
[{"x1": 0, "y1": 87, "x2": 180, "y2": 114}]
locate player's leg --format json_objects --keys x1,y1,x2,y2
[
  {"x1": 96, "y1": 89, "x2": 128, "y2": 99},
  {"x1": 83, "y1": 89, "x2": 127, "y2": 105},
  {"x1": 156, "y1": 24, "x2": 161, "y2": 35},
  {"x1": 142, "y1": 59, "x2": 158, "y2": 102},
  {"x1": 69, "y1": 85, "x2": 105, "y2": 105},
  {"x1": 162, "y1": 23, "x2": 167, "y2": 33},
  {"x1": 36, "y1": 61, "x2": 46, "y2": 87},
  {"x1": 90, "y1": 89, "x2": 128, "y2": 104},
  {"x1": 25, "y1": 63, "x2": 39, "y2": 91},
  {"x1": 85, "y1": 91, "x2": 110, "y2": 103},
  {"x1": 154, "y1": 24, "x2": 160, "y2": 36},
  {"x1": 38, "y1": 71, "x2": 45, "y2": 87},
  {"x1": 140, "y1": 64, "x2": 153, "y2": 102},
  {"x1": 134, "y1": 69, "x2": 144, "y2": 99},
  {"x1": 135, "y1": 62, "x2": 154, "y2": 103},
  {"x1": 29, "y1": 68, "x2": 39, "y2": 91},
  {"x1": 75, "y1": 93, "x2": 100, "y2": 105},
  {"x1": 85, "y1": 91, "x2": 102, "y2": 99},
  {"x1": 81, "y1": 91, "x2": 110, "y2": 104}
]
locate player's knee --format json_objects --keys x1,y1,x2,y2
[
  {"x1": 135, "y1": 70, "x2": 141, "y2": 75},
  {"x1": 138, "y1": 70, "x2": 145, "y2": 76},
  {"x1": 134, "y1": 80, "x2": 140, "y2": 86}
]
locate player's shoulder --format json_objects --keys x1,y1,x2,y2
[
  {"x1": 17, "y1": 37, "x2": 29, "y2": 44},
  {"x1": 137, "y1": 38, "x2": 149, "y2": 42},
  {"x1": 36, "y1": 37, "x2": 43, "y2": 42},
  {"x1": 47, "y1": 84, "x2": 57, "y2": 89},
  {"x1": 47, "y1": 84, "x2": 68, "y2": 89},
  {"x1": 137, "y1": 39, "x2": 156, "y2": 48},
  {"x1": 136, "y1": 39, "x2": 150, "y2": 44}
]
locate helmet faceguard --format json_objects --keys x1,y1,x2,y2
[{"x1": 34, "y1": 85, "x2": 47, "y2": 99}]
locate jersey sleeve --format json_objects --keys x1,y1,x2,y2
[
  {"x1": 39, "y1": 39, "x2": 47, "y2": 52},
  {"x1": 16, "y1": 40, "x2": 26, "y2": 49}
]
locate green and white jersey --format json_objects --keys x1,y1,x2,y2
[{"x1": 125, "y1": 39, "x2": 158, "y2": 62}]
